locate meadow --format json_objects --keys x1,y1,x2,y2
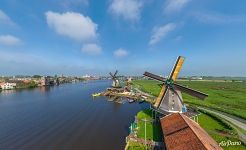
[
  {"x1": 198, "y1": 111, "x2": 245, "y2": 150},
  {"x1": 128, "y1": 108, "x2": 246, "y2": 150},
  {"x1": 136, "y1": 109, "x2": 162, "y2": 142},
  {"x1": 127, "y1": 109, "x2": 162, "y2": 150},
  {"x1": 132, "y1": 80, "x2": 246, "y2": 119}
]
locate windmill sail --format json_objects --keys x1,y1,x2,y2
[
  {"x1": 143, "y1": 56, "x2": 208, "y2": 114},
  {"x1": 109, "y1": 70, "x2": 120, "y2": 87},
  {"x1": 114, "y1": 70, "x2": 118, "y2": 77},
  {"x1": 154, "y1": 86, "x2": 167, "y2": 108},
  {"x1": 109, "y1": 72, "x2": 114, "y2": 78},
  {"x1": 143, "y1": 71, "x2": 167, "y2": 108},
  {"x1": 170, "y1": 56, "x2": 185, "y2": 81},
  {"x1": 174, "y1": 83, "x2": 208, "y2": 100},
  {"x1": 143, "y1": 72, "x2": 166, "y2": 82}
]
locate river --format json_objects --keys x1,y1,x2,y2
[{"x1": 0, "y1": 80, "x2": 148, "y2": 150}]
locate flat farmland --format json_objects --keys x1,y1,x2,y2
[{"x1": 133, "y1": 80, "x2": 246, "y2": 119}]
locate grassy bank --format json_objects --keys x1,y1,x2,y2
[
  {"x1": 127, "y1": 141, "x2": 150, "y2": 150},
  {"x1": 198, "y1": 112, "x2": 245, "y2": 150},
  {"x1": 126, "y1": 109, "x2": 162, "y2": 150},
  {"x1": 128, "y1": 110, "x2": 245, "y2": 150},
  {"x1": 133, "y1": 80, "x2": 246, "y2": 119},
  {"x1": 136, "y1": 109, "x2": 162, "y2": 142},
  {"x1": 16, "y1": 81, "x2": 38, "y2": 89}
]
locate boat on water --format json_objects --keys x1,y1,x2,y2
[
  {"x1": 128, "y1": 99, "x2": 134, "y2": 103},
  {"x1": 92, "y1": 93, "x2": 101, "y2": 97}
]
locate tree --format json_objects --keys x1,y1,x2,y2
[{"x1": 33, "y1": 75, "x2": 42, "y2": 78}]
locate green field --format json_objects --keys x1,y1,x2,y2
[
  {"x1": 127, "y1": 109, "x2": 245, "y2": 150},
  {"x1": 127, "y1": 141, "x2": 150, "y2": 150},
  {"x1": 127, "y1": 109, "x2": 162, "y2": 150},
  {"x1": 198, "y1": 111, "x2": 245, "y2": 150},
  {"x1": 136, "y1": 109, "x2": 162, "y2": 142},
  {"x1": 133, "y1": 80, "x2": 246, "y2": 119}
]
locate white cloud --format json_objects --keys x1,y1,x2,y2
[
  {"x1": 114, "y1": 48, "x2": 128, "y2": 58},
  {"x1": 45, "y1": 11, "x2": 98, "y2": 41},
  {"x1": 109, "y1": 0, "x2": 143, "y2": 21},
  {"x1": 149, "y1": 23, "x2": 176, "y2": 45},
  {"x1": 164, "y1": 0, "x2": 190, "y2": 13},
  {"x1": 193, "y1": 12, "x2": 246, "y2": 24},
  {"x1": 81, "y1": 43, "x2": 102, "y2": 55},
  {"x1": 0, "y1": 35, "x2": 21, "y2": 46},
  {"x1": 0, "y1": 10, "x2": 16, "y2": 26}
]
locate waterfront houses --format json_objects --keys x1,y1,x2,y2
[
  {"x1": 41, "y1": 76, "x2": 51, "y2": 86},
  {"x1": 0, "y1": 74, "x2": 97, "y2": 90},
  {"x1": 0, "y1": 82, "x2": 17, "y2": 90}
]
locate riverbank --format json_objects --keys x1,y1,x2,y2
[
  {"x1": 125, "y1": 109, "x2": 164, "y2": 150},
  {"x1": 0, "y1": 80, "x2": 87, "y2": 91},
  {"x1": 131, "y1": 79, "x2": 246, "y2": 149},
  {"x1": 132, "y1": 79, "x2": 246, "y2": 120}
]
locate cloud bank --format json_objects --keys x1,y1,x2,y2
[
  {"x1": 81, "y1": 43, "x2": 102, "y2": 55},
  {"x1": 114, "y1": 48, "x2": 128, "y2": 58},
  {"x1": 149, "y1": 23, "x2": 176, "y2": 45},
  {"x1": 193, "y1": 12, "x2": 246, "y2": 24},
  {"x1": 0, "y1": 9, "x2": 16, "y2": 26},
  {"x1": 0, "y1": 35, "x2": 21, "y2": 46},
  {"x1": 45, "y1": 11, "x2": 98, "y2": 42},
  {"x1": 109, "y1": 0, "x2": 143, "y2": 21},
  {"x1": 164, "y1": 0, "x2": 191, "y2": 13}
]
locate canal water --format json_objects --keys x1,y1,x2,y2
[{"x1": 0, "y1": 80, "x2": 148, "y2": 150}]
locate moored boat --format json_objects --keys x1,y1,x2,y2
[{"x1": 92, "y1": 93, "x2": 101, "y2": 97}]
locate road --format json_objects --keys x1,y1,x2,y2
[
  {"x1": 198, "y1": 107, "x2": 246, "y2": 143},
  {"x1": 198, "y1": 107, "x2": 246, "y2": 130}
]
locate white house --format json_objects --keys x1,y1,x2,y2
[{"x1": 0, "y1": 83, "x2": 17, "y2": 90}]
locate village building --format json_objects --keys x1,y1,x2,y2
[{"x1": 0, "y1": 83, "x2": 17, "y2": 90}]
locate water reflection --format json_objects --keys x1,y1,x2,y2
[
  {"x1": 0, "y1": 89, "x2": 16, "y2": 95},
  {"x1": 39, "y1": 86, "x2": 51, "y2": 93},
  {"x1": 0, "y1": 86, "x2": 52, "y2": 97}
]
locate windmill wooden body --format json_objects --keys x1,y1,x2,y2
[
  {"x1": 125, "y1": 77, "x2": 132, "y2": 92},
  {"x1": 144, "y1": 56, "x2": 208, "y2": 114}
]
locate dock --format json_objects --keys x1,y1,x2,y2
[{"x1": 92, "y1": 87, "x2": 155, "y2": 104}]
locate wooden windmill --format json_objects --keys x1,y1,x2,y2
[
  {"x1": 125, "y1": 77, "x2": 132, "y2": 92},
  {"x1": 144, "y1": 56, "x2": 208, "y2": 114},
  {"x1": 109, "y1": 70, "x2": 121, "y2": 88}
]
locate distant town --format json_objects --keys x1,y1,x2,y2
[
  {"x1": 0, "y1": 74, "x2": 98, "y2": 90},
  {"x1": 0, "y1": 74, "x2": 245, "y2": 91}
]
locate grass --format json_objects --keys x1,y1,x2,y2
[
  {"x1": 137, "y1": 109, "x2": 153, "y2": 120},
  {"x1": 198, "y1": 112, "x2": 245, "y2": 150},
  {"x1": 136, "y1": 109, "x2": 163, "y2": 142},
  {"x1": 127, "y1": 141, "x2": 150, "y2": 150},
  {"x1": 132, "y1": 80, "x2": 246, "y2": 119},
  {"x1": 126, "y1": 109, "x2": 162, "y2": 150},
  {"x1": 131, "y1": 110, "x2": 246, "y2": 150},
  {"x1": 132, "y1": 79, "x2": 246, "y2": 149}
]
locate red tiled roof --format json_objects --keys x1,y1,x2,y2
[{"x1": 160, "y1": 113, "x2": 222, "y2": 150}]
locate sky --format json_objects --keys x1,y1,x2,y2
[{"x1": 0, "y1": 0, "x2": 246, "y2": 76}]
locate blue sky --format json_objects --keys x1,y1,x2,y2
[{"x1": 0, "y1": 0, "x2": 246, "y2": 76}]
